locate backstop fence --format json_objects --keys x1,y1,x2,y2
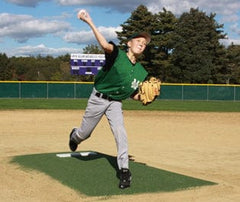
[{"x1": 0, "y1": 81, "x2": 239, "y2": 101}]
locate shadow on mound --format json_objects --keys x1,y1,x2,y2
[{"x1": 11, "y1": 151, "x2": 216, "y2": 196}]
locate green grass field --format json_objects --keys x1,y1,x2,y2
[{"x1": 0, "y1": 98, "x2": 240, "y2": 112}]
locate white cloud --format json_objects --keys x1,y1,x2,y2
[
  {"x1": 64, "y1": 30, "x2": 95, "y2": 44},
  {"x1": 147, "y1": 0, "x2": 196, "y2": 15},
  {"x1": 57, "y1": 0, "x2": 144, "y2": 12},
  {"x1": 7, "y1": 44, "x2": 80, "y2": 57},
  {"x1": 6, "y1": 0, "x2": 49, "y2": 7},
  {"x1": 57, "y1": 0, "x2": 240, "y2": 19},
  {"x1": 7, "y1": 0, "x2": 240, "y2": 25},
  {"x1": 220, "y1": 38, "x2": 240, "y2": 46},
  {"x1": 0, "y1": 13, "x2": 70, "y2": 42},
  {"x1": 4, "y1": 0, "x2": 240, "y2": 57},
  {"x1": 57, "y1": 0, "x2": 240, "y2": 36},
  {"x1": 63, "y1": 26, "x2": 122, "y2": 44},
  {"x1": 230, "y1": 23, "x2": 240, "y2": 35},
  {"x1": 6, "y1": 0, "x2": 240, "y2": 37}
]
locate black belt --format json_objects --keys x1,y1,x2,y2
[{"x1": 95, "y1": 92, "x2": 119, "y2": 102}]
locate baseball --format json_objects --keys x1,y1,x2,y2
[{"x1": 78, "y1": 9, "x2": 87, "y2": 18}]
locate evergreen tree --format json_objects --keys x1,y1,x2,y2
[
  {"x1": 226, "y1": 44, "x2": 240, "y2": 84},
  {"x1": 0, "y1": 53, "x2": 13, "y2": 80},
  {"x1": 117, "y1": 5, "x2": 153, "y2": 47},
  {"x1": 83, "y1": 44, "x2": 104, "y2": 54},
  {"x1": 151, "y1": 8, "x2": 177, "y2": 81},
  {"x1": 171, "y1": 8, "x2": 226, "y2": 83}
]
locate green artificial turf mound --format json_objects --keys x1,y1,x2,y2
[{"x1": 11, "y1": 151, "x2": 216, "y2": 196}]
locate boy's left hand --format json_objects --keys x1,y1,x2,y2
[{"x1": 138, "y1": 77, "x2": 161, "y2": 105}]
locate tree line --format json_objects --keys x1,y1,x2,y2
[{"x1": 0, "y1": 5, "x2": 239, "y2": 84}]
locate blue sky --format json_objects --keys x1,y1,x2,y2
[{"x1": 1, "y1": 0, "x2": 240, "y2": 57}]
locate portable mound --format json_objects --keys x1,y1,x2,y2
[{"x1": 11, "y1": 151, "x2": 216, "y2": 196}]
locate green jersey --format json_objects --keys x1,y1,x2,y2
[{"x1": 94, "y1": 44, "x2": 148, "y2": 100}]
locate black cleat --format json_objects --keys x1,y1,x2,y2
[
  {"x1": 69, "y1": 128, "x2": 78, "y2": 152},
  {"x1": 119, "y1": 168, "x2": 132, "y2": 189}
]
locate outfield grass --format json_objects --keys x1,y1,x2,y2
[{"x1": 0, "y1": 98, "x2": 239, "y2": 112}]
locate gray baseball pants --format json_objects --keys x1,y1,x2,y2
[{"x1": 71, "y1": 88, "x2": 129, "y2": 170}]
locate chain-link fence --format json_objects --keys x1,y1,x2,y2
[{"x1": 0, "y1": 81, "x2": 239, "y2": 101}]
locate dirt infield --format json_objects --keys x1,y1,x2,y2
[{"x1": 1, "y1": 110, "x2": 240, "y2": 202}]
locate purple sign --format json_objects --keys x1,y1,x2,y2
[{"x1": 70, "y1": 54, "x2": 105, "y2": 75}]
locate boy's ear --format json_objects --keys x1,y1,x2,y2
[{"x1": 127, "y1": 40, "x2": 131, "y2": 48}]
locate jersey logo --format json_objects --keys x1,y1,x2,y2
[{"x1": 131, "y1": 78, "x2": 140, "y2": 90}]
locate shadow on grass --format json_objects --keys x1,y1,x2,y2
[{"x1": 11, "y1": 151, "x2": 216, "y2": 196}]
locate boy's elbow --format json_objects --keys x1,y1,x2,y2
[{"x1": 102, "y1": 43, "x2": 113, "y2": 53}]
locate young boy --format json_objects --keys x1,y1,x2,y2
[{"x1": 69, "y1": 10, "x2": 151, "y2": 189}]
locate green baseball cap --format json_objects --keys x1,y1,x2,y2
[{"x1": 127, "y1": 32, "x2": 151, "y2": 44}]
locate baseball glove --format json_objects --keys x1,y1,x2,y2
[{"x1": 138, "y1": 77, "x2": 161, "y2": 105}]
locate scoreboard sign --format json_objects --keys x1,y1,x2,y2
[{"x1": 70, "y1": 53, "x2": 105, "y2": 75}]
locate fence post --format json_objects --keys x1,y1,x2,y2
[
  {"x1": 74, "y1": 83, "x2": 76, "y2": 99},
  {"x1": 207, "y1": 85, "x2": 209, "y2": 101},
  {"x1": 234, "y1": 86, "x2": 236, "y2": 101},
  {"x1": 47, "y1": 82, "x2": 49, "y2": 99},
  {"x1": 182, "y1": 85, "x2": 184, "y2": 100},
  {"x1": 19, "y1": 82, "x2": 21, "y2": 99}
]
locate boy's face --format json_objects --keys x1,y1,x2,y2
[{"x1": 128, "y1": 37, "x2": 147, "y2": 56}]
